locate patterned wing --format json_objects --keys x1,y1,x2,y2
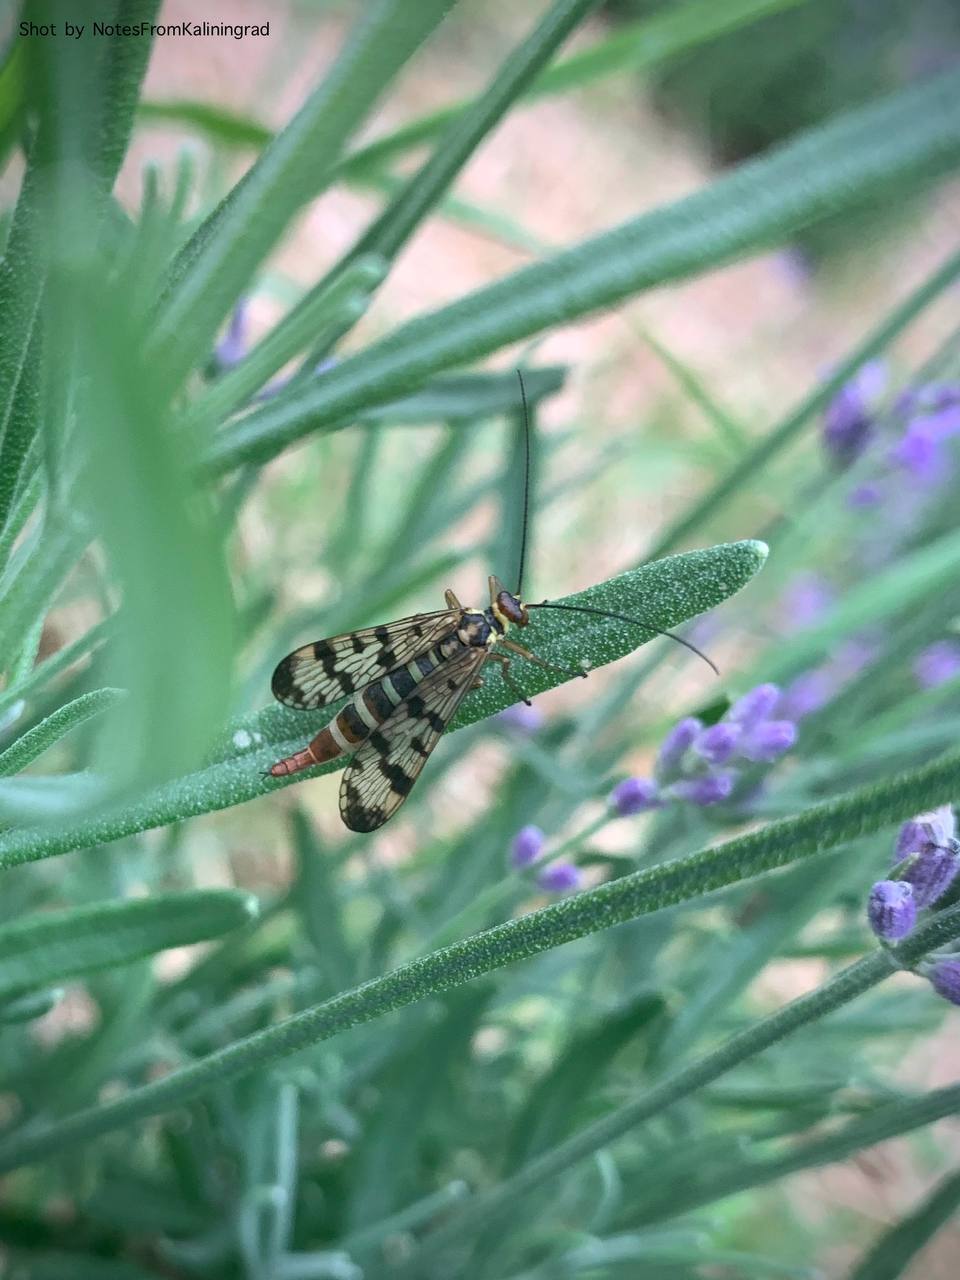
[
  {"x1": 340, "y1": 644, "x2": 486, "y2": 832},
  {"x1": 272, "y1": 610, "x2": 458, "y2": 710}
]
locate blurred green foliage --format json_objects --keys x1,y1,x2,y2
[
  {"x1": 607, "y1": 0, "x2": 960, "y2": 258},
  {"x1": 0, "y1": 1, "x2": 959, "y2": 1277}
]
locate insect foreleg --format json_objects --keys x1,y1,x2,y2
[{"x1": 500, "y1": 638, "x2": 588, "y2": 681}]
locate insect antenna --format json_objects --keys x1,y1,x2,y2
[
  {"x1": 515, "y1": 369, "x2": 533, "y2": 597},
  {"x1": 526, "y1": 601, "x2": 720, "y2": 676}
]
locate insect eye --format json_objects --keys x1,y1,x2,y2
[{"x1": 497, "y1": 591, "x2": 527, "y2": 625}]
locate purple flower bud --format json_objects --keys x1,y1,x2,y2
[
  {"x1": 867, "y1": 880, "x2": 917, "y2": 941},
  {"x1": 656, "y1": 717, "x2": 703, "y2": 778},
  {"x1": 728, "y1": 684, "x2": 781, "y2": 728},
  {"x1": 928, "y1": 958, "x2": 960, "y2": 1005},
  {"x1": 902, "y1": 842, "x2": 960, "y2": 908},
  {"x1": 915, "y1": 404, "x2": 960, "y2": 440},
  {"x1": 895, "y1": 807, "x2": 956, "y2": 860},
  {"x1": 848, "y1": 482, "x2": 882, "y2": 509},
  {"x1": 740, "y1": 719, "x2": 797, "y2": 763},
  {"x1": 609, "y1": 776, "x2": 661, "y2": 816},
  {"x1": 896, "y1": 382, "x2": 960, "y2": 415},
  {"x1": 497, "y1": 703, "x2": 545, "y2": 734},
  {"x1": 536, "y1": 862, "x2": 582, "y2": 893},
  {"x1": 214, "y1": 299, "x2": 249, "y2": 370},
  {"x1": 669, "y1": 771, "x2": 736, "y2": 806},
  {"x1": 692, "y1": 723, "x2": 741, "y2": 765},
  {"x1": 913, "y1": 641, "x2": 960, "y2": 690},
  {"x1": 778, "y1": 669, "x2": 837, "y2": 720},
  {"x1": 781, "y1": 574, "x2": 835, "y2": 629},
  {"x1": 890, "y1": 422, "x2": 944, "y2": 482},
  {"x1": 511, "y1": 825, "x2": 545, "y2": 869},
  {"x1": 822, "y1": 360, "x2": 886, "y2": 467}
]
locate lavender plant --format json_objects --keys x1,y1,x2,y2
[{"x1": 2, "y1": 2, "x2": 960, "y2": 1278}]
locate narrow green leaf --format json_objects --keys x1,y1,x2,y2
[
  {"x1": 187, "y1": 255, "x2": 387, "y2": 430},
  {"x1": 639, "y1": 326, "x2": 748, "y2": 455},
  {"x1": 0, "y1": 687, "x2": 123, "y2": 777},
  {"x1": 356, "y1": 367, "x2": 566, "y2": 425},
  {"x1": 74, "y1": 283, "x2": 235, "y2": 792},
  {"x1": 151, "y1": 0, "x2": 458, "y2": 388},
  {"x1": 138, "y1": 97, "x2": 272, "y2": 148},
  {"x1": 635, "y1": 1084, "x2": 960, "y2": 1227},
  {"x1": 848, "y1": 1165, "x2": 960, "y2": 1280},
  {"x1": 344, "y1": 0, "x2": 602, "y2": 267},
  {"x1": 0, "y1": 158, "x2": 44, "y2": 525},
  {"x1": 0, "y1": 539, "x2": 767, "y2": 867},
  {"x1": 205, "y1": 69, "x2": 960, "y2": 473},
  {"x1": 0, "y1": 464, "x2": 43, "y2": 577},
  {"x1": 0, "y1": 320, "x2": 41, "y2": 538},
  {"x1": 0, "y1": 889, "x2": 259, "y2": 1000},
  {"x1": 0, "y1": 2, "x2": 159, "y2": 538},
  {"x1": 505, "y1": 992, "x2": 666, "y2": 1170},
  {"x1": 0, "y1": 617, "x2": 111, "y2": 725},
  {"x1": 95, "y1": 0, "x2": 162, "y2": 186},
  {"x1": 291, "y1": 806, "x2": 356, "y2": 996},
  {"x1": 2, "y1": 778, "x2": 960, "y2": 1172},
  {"x1": 0, "y1": 513, "x2": 85, "y2": 674}
]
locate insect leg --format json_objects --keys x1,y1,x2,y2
[
  {"x1": 500, "y1": 638, "x2": 588, "y2": 681},
  {"x1": 445, "y1": 589, "x2": 464, "y2": 611},
  {"x1": 488, "y1": 652, "x2": 532, "y2": 706}
]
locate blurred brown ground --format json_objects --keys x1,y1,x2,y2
[{"x1": 116, "y1": 2, "x2": 960, "y2": 1274}]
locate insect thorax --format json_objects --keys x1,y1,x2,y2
[{"x1": 457, "y1": 610, "x2": 499, "y2": 648}]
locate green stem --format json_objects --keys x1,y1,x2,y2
[{"x1": 2, "y1": 750, "x2": 960, "y2": 1171}]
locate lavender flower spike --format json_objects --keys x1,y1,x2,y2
[
  {"x1": 822, "y1": 359, "x2": 886, "y2": 467},
  {"x1": 669, "y1": 771, "x2": 735, "y2": 806},
  {"x1": 894, "y1": 806, "x2": 959, "y2": 908},
  {"x1": 913, "y1": 642, "x2": 960, "y2": 690},
  {"x1": 902, "y1": 843, "x2": 960, "y2": 908},
  {"x1": 867, "y1": 880, "x2": 917, "y2": 942},
  {"x1": 740, "y1": 719, "x2": 798, "y2": 763},
  {"x1": 536, "y1": 862, "x2": 582, "y2": 893},
  {"x1": 656, "y1": 717, "x2": 702, "y2": 779},
  {"x1": 928, "y1": 958, "x2": 960, "y2": 1006},
  {"x1": 895, "y1": 806, "x2": 956, "y2": 860},
  {"x1": 727, "y1": 683, "x2": 781, "y2": 728},
  {"x1": 510, "y1": 825, "x2": 545, "y2": 869},
  {"x1": 610, "y1": 777, "x2": 661, "y2": 817},
  {"x1": 692, "y1": 722, "x2": 741, "y2": 765}
]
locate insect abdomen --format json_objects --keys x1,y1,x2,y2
[{"x1": 269, "y1": 643, "x2": 454, "y2": 778}]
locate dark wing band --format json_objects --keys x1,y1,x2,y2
[
  {"x1": 271, "y1": 610, "x2": 458, "y2": 710},
  {"x1": 339, "y1": 644, "x2": 486, "y2": 832}
]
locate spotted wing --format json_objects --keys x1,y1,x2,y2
[
  {"x1": 272, "y1": 610, "x2": 458, "y2": 710},
  {"x1": 340, "y1": 644, "x2": 486, "y2": 833}
]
